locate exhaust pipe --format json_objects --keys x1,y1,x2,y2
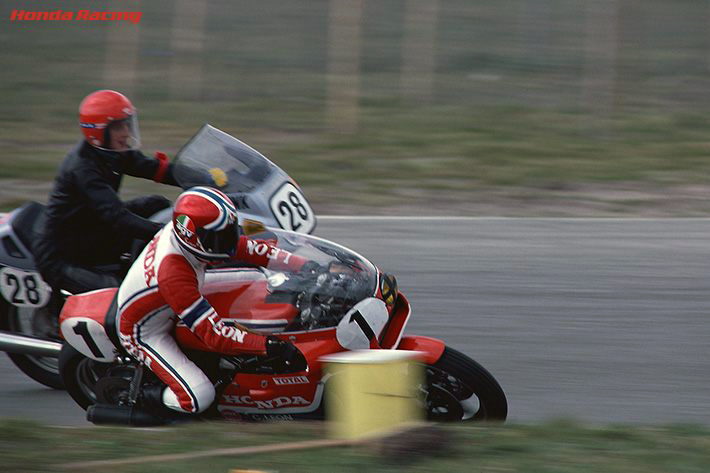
[
  {"x1": 87, "y1": 404, "x2": 167, "y2": 426},
  {"x1": 0, "y1": 330, "x2": 62, "y2": 357}
]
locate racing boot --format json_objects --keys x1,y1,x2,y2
[
  {"x1": 140, "y1": 384, "x2": 196, "y2": 423},
  {"x1": 140, "y1": 383, "x2": 167, "y2": 409}
]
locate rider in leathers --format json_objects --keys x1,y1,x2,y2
[
  {"x1": 117, "y1": 186, "x2": 307, "y2": 415},
  {"x1": 33, "y1": 90, "x2": 178, "y2": 294}
]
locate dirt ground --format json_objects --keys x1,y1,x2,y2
[{"x1": 2, "y1": 178, "x2": 710, "y2": 217}]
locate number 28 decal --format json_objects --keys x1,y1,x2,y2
[
  {"x1": 269, "y1": 182, "x2": 316, "y2": 234},
  {"x1": 0, "y1": 267, "x2": 51, "y2": 308}
]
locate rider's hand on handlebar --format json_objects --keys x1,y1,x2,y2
[{"x1": 266, "y1": 336, "x2": 307, "y2": 371}]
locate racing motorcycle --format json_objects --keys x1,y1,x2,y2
[
  {"x1": 58, "y1": 226, "x2": 508, "y2": 425},
  {"x1": 0, "y1": 125, "x2": 316, "y2": 389}
]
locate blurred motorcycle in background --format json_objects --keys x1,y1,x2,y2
[{"x1": 0, "y1": 125, "x2": 316, "y2": 388}]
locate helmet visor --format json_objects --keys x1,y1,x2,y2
[
  {"x1": 102, "y1": 114, "x2": 141, "y2": 152},
  {"x1": 197, "y1": 220, "x2": 240, "y2": 258}
]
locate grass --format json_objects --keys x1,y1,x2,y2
[{"x1": 0, "y1": 419, "x2": 709, "y2": 472}]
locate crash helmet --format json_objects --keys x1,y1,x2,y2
[
  {"x1": 172, "y1": 186, "x2": 240, "y2": 261},
  {"x1": 78, "y1": 90, "x2": 140, "y2": 151}
]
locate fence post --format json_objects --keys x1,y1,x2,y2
[
  {"x1": 401, "y1": 0, "x2": 439, "y2": 104},
  {"x1": 325, "y1": 0, "x2": 363, "y2": 133},
  {"x1": 103, "y1": 4, "x2": 142, "y2": 96},
  {"x1": 168, "y1": 0, "x2": 208, "y2": 99},
  {"x1": 581, "y1": 0, "x2": 620, "y2": 130}
]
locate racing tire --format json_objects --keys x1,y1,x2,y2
[
  {"x1": 425, "y1": 346, "x2": 507, "y2": 421},
  {"x1": 59, "y1": 344, "x2": 108, "y2": 410},
  {"x1": 0, "y1": 301, "x2": 63, "y2": 389}
]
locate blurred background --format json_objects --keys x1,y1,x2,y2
[{"x1": 2, "y1": 0, "x2": 710, "y2": 215}]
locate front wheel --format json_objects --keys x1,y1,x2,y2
[
  {"x1": 0, "y1": 301, "x2": 63, "y2": 389},
  {"x1": 424, "y1": 346, "x2": 507, "y2": 421}
]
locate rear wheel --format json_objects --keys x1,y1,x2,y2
[
  {"x1": 0, "y1": 301, "x2": 63, "y2": 389},
  {"x1": 424, "y1": 346, "x2": 507, "y2": 421}
]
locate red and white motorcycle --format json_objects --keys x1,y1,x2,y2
[{"x1": 58, "y1": 226, "x2": 508, "y2": 425}]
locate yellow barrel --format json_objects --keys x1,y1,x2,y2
[{"x1": 321, "y1": 350, "x2": 424, "y2": 440}]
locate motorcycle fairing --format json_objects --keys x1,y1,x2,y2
[
  {"x1": 396, "y1": 335, "x2": 446, "y2": 364},
  {"x1": 0, "y1": 204, "x2": 53, "y2": 308},
  {"x1": 59, "y1": 287, "x2": 118, "y2": 362},
  {"x1": 203, "y1": 267, "x2": 298, "y2": 333},
  {"x1": 217, "y1": 372, "x2": 324, "y2": 415},
  {"x1": 378, "y1": 293, "x2": 411, "y2": 349}
]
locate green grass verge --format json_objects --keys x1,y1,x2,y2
[{"x1": 1, "y1": 419, "x2": 709, "y2": 472}]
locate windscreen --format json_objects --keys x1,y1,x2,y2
[
  {"x1": 208, "y1": 228, "x2": 378, "y2": 332},
  {"x1": 173, "y1": 124, "x2": 274, "y2": 193}
]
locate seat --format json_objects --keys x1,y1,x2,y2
[{"x1": 11, "y1": 201, "x2": 46, "y2": 252}]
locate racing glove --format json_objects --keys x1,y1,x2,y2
[{"x1": 266, "y1": 336, "x2": 307, "y2": 372}]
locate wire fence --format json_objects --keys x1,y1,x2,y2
[{"x1": 5, "y1": 0, "x2": 710, "y2": 131}]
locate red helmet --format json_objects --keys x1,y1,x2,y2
[
  {"x1": 172, "y1": 187, "x2": 239, "y2": 261},
  {"x1": 79, "y1": 90, "x2": 140, "y2": 151}
]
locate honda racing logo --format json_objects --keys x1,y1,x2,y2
[{"x1": 222, "y1": 395, "x2": 311, "y2": 409}]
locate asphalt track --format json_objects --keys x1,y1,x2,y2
[{"x1": 1, "y1": 217, "x2": 708, "y2": 426}]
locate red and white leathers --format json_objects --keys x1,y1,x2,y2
[{"x1": 117, "y1": 221, "x2": 307, "y2": 413}]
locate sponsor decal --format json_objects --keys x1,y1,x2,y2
[
  {"x1": 245, "y1": 239, "x2": 293, "y2": 264},
  {"x1": 143, "y1": 234, "x2": 159, "y2": 286},
  {"x1": 380, "y1": 273, "x2": 398, "y2": 306},
  {"x1": 246, "y1": 414, "x2": 295, "y2": 421},
  {"x1": 208, "y1": 168, "x2": 228, "y2": 188},
  {"x1": 273, "y1": 376, "x2": 309, "y2": 385},
  {"x1": 208, "y1": 314, "x2": 247, "y2": 343},
  {"x1": 10, "y1": 10, "x2": 142, "y2": 24},
  {"x1": 175, "y1": 214, "x2": 195, "y2": 239},
  {"x1": 222, "y1": 394, "x2": 311, "y2": 409}
]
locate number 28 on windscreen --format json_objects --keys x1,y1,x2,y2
[{"x1": 269, "y1": 182, "x2": 316, "y2": 234}]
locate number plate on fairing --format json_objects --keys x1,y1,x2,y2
[
  {"x1": 336, "y1": 298, "x2": 389, "y2": 350},
  {"x1": 60, "y1": 317, "x2": 117, "y2": 362},
  {"x1": 269, "y1": 182, "x2": 316, "y2": 234},
  {"x1": 0, "y1": 267, "x2": 51, "y2": 308}
]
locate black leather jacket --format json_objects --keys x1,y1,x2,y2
[{"x1": 34, "y1": 140, "x2": 178, "y2": 271}]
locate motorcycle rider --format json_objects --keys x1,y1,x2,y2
[
  {"x1": 117, "y1": 186, "x2": 308, "y2": 415},
  {"x1": 33, "y1": 89, "x2": 179, "y2": 294}
]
